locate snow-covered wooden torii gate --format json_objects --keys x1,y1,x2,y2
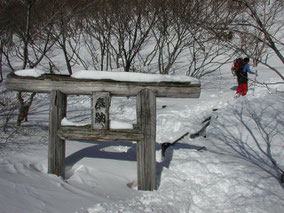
[{"x1": 5, "y1": 71, "x2": 201, "y2": 191}]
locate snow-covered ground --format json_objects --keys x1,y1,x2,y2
[{"x1": 1, "y1": 62, "x2": 284, "y2": 213}]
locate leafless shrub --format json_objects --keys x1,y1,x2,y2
[
  {"x1": 16, "y1": 92, "x2": 36, "y2": 126},
  {"x1": 228, "y1": 0, "x2": 284, "y2": 80},
  {"x1": 0, "y1": 91, "x2": 18, "y2": 133},
  {"x1": 187, "y1": 41, "x2": 231, "y2": 78}
]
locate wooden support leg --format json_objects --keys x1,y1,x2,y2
[
  {"x1": 91, "y1": 92, "x2": 111, "y2": 129},
  {"x1": 136, "y1": 89, "x2": 156, "y2": 190},
  {"x1": 48, "y1": 90, "x2": 67, "y2": 178}
]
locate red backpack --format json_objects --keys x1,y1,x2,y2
[{"x1": 231, "y1": 58, "x2": 244, "y2": 76}]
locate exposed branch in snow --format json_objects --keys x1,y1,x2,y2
[{"x1": 161, "y1": 132, "x2": 189, "y2": 157}]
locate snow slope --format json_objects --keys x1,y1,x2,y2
[{"x1": 1, "y1": 63, "x2": 284, "y2": 213}]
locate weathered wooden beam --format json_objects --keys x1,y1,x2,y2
[
  {"x1": 91, "y1": 92, "x2": 111, "y2": 129},
  {"x1": 48, "y1": 90, "x2": 67, "y2": 178},
  {"x1": 136, "y1": 89, "x2": 157, "y2": 191},
  {"x1": 57, "y1": 125, "x2": 144, "y2": 141},
  {"x1": 5, "y1": 73, "x2": 201, "y2": 98}
]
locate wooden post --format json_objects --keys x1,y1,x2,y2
[
  {"x1": 136, "y1": 89, "x2": 156, "y2": 190},
  {"x1": 91, "y1": 92, "x2": 111, "y2": 129},
  {"x1": 48, "y1": 90, "x2": 67, "y2": 178}
]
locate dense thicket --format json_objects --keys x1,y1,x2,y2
[
  {"x1": 0, "y1": 0, "x2": 238, "y2": 76},
  {"x1": 0, "y1": 0, "x2": 283, "y2": 78}
]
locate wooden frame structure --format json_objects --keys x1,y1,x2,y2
[{"x1": 6, "y1": 73, "x2": 200, "y2": 191}]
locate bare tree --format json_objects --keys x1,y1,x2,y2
[
  {"x1": 0, "y1": 0, "x2": 59, "y2": 125},
  {"x1": 187, "y1": 40, "x2": 231, "y2": 78},
  {"x1": 149, "y1": 0, "x2": 196, "y2": 75},
  {"x1": 146, "y1": 0, "x2": 237, "y2": 76},
  {"x1": 183, "y1": 0, "x2": 238, "y2": 78},
  {"x1": 109, "y1": 0, "x2": 157, "y2": 72},
  {"x1": 229, "y1": 0, "x2": 284, "y2": 80},
  {"x1": 53, "y1": 15, "x2": 77, "y2": 75},
  {"x1": 51, "y1": 1, "x2": 82, "y2": 75},
  {"x1": 83, "y1": 1, "x2": 115, "y2": 70},
  {"x1": 151, "y1": 1, "x2": 188, "y2": 74},
  {"x1": 16, "y1": 91, "x2": 36, "y2": 126},
  {"x1": 50, "y1": 0, "x2": 104, "y2": 74},
  {"x1": 0, "y1": 91, "x2": 18, "y2": 133},
  {"x1": 0, "y1": 0, "x2": 58, "y2": 70}
]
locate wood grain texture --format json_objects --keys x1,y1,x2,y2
[
  {"x1": 136, "y1": 89, "x2": 157, "y2": 190},
  {"x1": 58, "y1": 125, "x2": 144, "y2": 141},
  {"x1": 5, "y1": 73, "x2": 200, "y2": 98},
  {"x1": 48, "y1": 90, "x2": 67, "y2": 178}
]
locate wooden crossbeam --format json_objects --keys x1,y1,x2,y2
[
  {"x1": 58, "y1": 126, "x2": 144, "y2": 141},
  {"x1": 5, "y1": 73, "x2": 200, "y2": 98}
]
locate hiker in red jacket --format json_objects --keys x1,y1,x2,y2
[{"x1": 235, "y1": 57, "x2": 255, "y2": 97}]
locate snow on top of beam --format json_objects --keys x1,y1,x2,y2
[
  {"x1": 14, "y1": 69, "x2": 200, "y2": 84},
  {"x1": 15, "y1": 68, "x2": 45, "y2": 78}
]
